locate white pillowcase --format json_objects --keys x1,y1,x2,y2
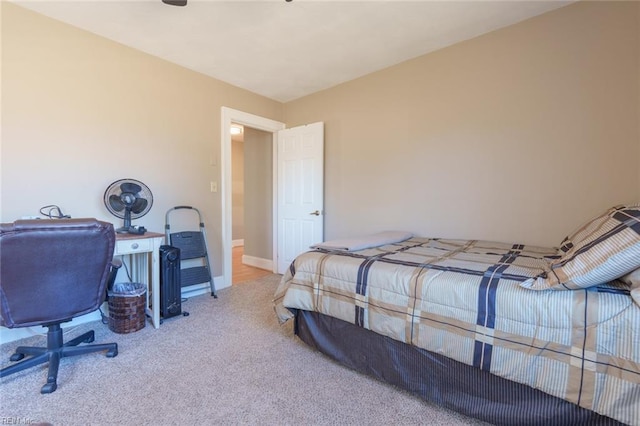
[
  {"x1": 620, "y1": 268, "x2": 640, "y2": 308},
  {"x1": 521, "y1": 204, "x2": 640, "y2": 290}
]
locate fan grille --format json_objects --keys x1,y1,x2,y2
[{"x1": 103, "y1": 179, "x2": 153, "y2": 220}]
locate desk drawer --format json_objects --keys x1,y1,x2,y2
[{"x1": 116, "y1": 239, "x2": 152, "y2": 255}]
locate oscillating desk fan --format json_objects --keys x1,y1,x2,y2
[{"x1": 103, "y1": 179, "x2": 153, "y2": 234}]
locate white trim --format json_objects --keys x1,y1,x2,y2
[
  {"x1": 0, "y1": 311, "x2": 101, "y2": 344},
  {"x1": 241, "y1": 254, "x2": 273, "y2": 271},
  {"x1": 221, "y1": 107, "x2": 285, "y2": 288},
  {"x1": 232, "y1": 239, "x2": 244, "y2": 248}
]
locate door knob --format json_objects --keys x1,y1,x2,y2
[{"x1": 309, "y1": 210, "x2": 320, "y2": 216}]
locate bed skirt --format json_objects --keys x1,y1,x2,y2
[{"x1": 294, "y1": 310, "x2": 622, "y2": 426}]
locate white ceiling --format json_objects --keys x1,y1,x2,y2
[{"x1": 13, "y1": 0, "x2": 573, "y2": 102}]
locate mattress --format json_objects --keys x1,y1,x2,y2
[{"x1": 274, "y1": 238, "x2": 640, "y2": 425}]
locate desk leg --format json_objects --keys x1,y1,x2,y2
[
  {"x1": 133, "y1": 251, "x2": 159, "y2": 330},
  {"x1": 131, "y1": 253, "x2": 151, "y2": 328},
  {"x1": 115, "y1": 235, "x2": 163, "y2": 329}
]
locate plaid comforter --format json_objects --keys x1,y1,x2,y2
[{"x1": 274, "y1": 238, "x2": 640, "y2": 425}]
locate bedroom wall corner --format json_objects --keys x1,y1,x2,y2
[
  {"x1": 0, "y1": 3, "x2": 283, "y2": 283},
  {"x1": 283, "y1": 0, "x2": 640, "y2": 247}
]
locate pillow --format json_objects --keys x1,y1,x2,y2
[
  {"x1": 311, "y1": 231, "x2": 413, "y2": 251},
  {"x1": 557, "y1": 205, "x2": 623, "y2": 254},
  {"x1": 521, "y1": 204, "x2": 640, "y2": 290},
  {"x1": 619, "y1": 268, "x2": 640, "y2": 308}
]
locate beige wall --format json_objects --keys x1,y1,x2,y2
[
  {"x1": 243, "y1": 127, "x2": 273, "y2": 260},
  {"x1": 231, "y1": 138, "x2": 244, "y2": 241},
  {"x1": 2, "y1": 0, "x2": 639, "y2": 278},
  {"x1": 284, "y1": 1, "x2": 640, "y2": 247},
  {"x1": 1, "y1": 3, "x2": 282, "y2": 280}
]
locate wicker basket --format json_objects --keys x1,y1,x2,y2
[{"x1": 108, "y1": 283, "x2": 146, "y2": 334}]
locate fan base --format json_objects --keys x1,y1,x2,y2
[{"x1": 116, "y1": 226, "x2": 147, "y2": 235}]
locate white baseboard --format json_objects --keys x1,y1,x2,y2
[
  {"x1": 0, "y1": 310, "x2": 103, "y2": 345},
  {"x1": 242, "y1": 255, "x2": 273, "y2": 272},
  {"x1": 0, "y1": 276, "x2": 230, "y2": 344},
  {"x1": 232, "y1": 239, "x2": 244, "y2": 248}
]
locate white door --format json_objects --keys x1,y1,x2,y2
[{"x1": 277, "y1": 122, "x2": 324, "y2": 273}]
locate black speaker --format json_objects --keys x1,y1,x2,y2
[{"x1": 160, "y1": 245, "x2": 182, "y2": 319}]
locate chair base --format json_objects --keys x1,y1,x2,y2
[{"x1": 0, "y1": 323, "x2": 117, "y2": 393}]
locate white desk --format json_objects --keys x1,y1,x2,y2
[{"x1": 114, "y1": 232, "x2": 164, "y2": 329}]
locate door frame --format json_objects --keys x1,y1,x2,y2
[{"x1": 220, "y1": 107, "x2": 285, "y2": 288}]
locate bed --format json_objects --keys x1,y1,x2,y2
[{"x1": 274, "y1": 205, "x2": 640, "y2": 425}]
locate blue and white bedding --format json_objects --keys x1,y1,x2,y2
[{"x1": 274, "y1": 237, "x2": 640, "y2": 425}]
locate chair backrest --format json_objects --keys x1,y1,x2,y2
[{"x1": 0, "y1": 218, "x2": 115, "y2": 328}]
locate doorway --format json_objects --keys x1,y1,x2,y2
[
  {"x1": 221, "y1": 107, "x2": 285, "y2": 288},
  {"x1": 230, "y1": 123, "x2": 274, "y2": 284}
]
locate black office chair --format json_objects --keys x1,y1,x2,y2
[{"x1": 0, "y1": 218, "x2": 120, "y2": 393}]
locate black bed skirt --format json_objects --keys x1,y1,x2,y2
[{"x1": 294, "y1": 310, "x2": 622, "y2": 426}]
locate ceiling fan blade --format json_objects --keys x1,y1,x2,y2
[
  {"x1": 131, "y1": 198, "x2": 148, "y2": 214},
  {"x1": 120, "y1": 182, "x2": 142, "y2": 195},
  {"x1": 162, "y1": 0, "x2": 187, "y2": 6},
  {"x1": 108, "y1": 194, "x2": 126, "y2": 212}
]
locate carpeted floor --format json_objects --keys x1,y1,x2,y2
[{"x1": 0, "y1": 274, "x2": 488, "y2": 425}]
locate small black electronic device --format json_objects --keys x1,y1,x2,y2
[{"x1": 128, "y1": 225, "x2": 146, "y2": 235}]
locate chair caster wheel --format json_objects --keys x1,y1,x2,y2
[
  {"x1": 41, "y1": 382, "x2": 57, "y2": 394},
  {"x1": 183, "y1": 311, "x2": 190, "y2": 317},
  {"x1": 10, "y1": 353, "x2": 25, "y2": 362},
  {"x1": 211, "y1": 293, "x2": 218, "y2": 298},
  {"x1": 106, "y1": 344, "x2": 118, "y2": 358}
]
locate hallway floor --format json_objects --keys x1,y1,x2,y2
[{"x1": 232, "y1": 246, "x2": 272, "y2": 284}]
